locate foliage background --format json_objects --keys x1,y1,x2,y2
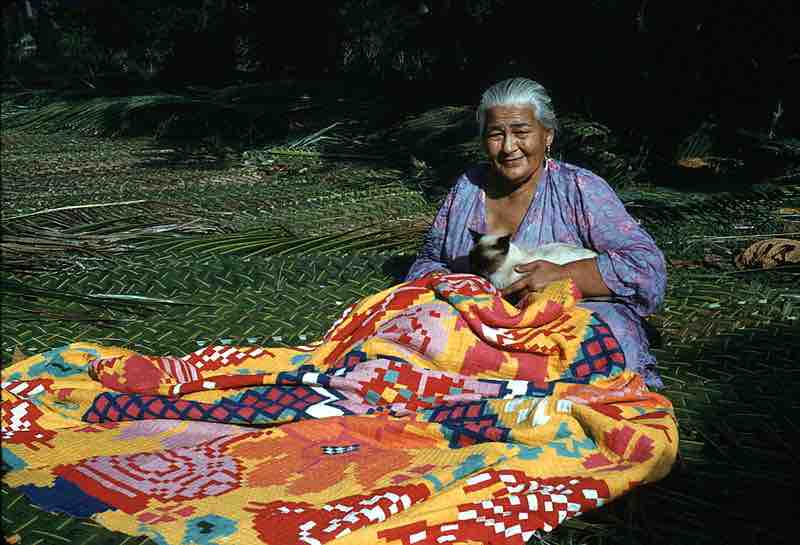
[{"x1": 4, "y1": 0, "x2": 798, "y2": 143}]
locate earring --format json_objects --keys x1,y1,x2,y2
[{"x1": 544, "y1": 144, "x2": 552, "y2": 161}]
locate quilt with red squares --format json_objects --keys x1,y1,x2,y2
[{"x1": 1, "y1": 273, "x2": 678, "y2": 545}]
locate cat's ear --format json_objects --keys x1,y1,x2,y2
[
  {"x1": 496, "y1": 234, "x2": 511, "y2": 252},
  {"x1": 468, "y1": 229, "x2": 483, "y2": 244}
]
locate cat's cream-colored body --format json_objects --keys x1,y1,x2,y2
[{"x1": 471, "y1": 233, "x2": 598, "y2": 290}]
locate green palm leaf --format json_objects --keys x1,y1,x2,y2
[
  {"x1": 1, "y1": 200, "x2": 229, "y2": 272},
  {"x1": 141, "y1": 220, "x2": 429, "y2": 258}
]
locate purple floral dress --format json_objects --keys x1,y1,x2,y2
[{"x1": 405, "y1": 159, "x2": 667, "y2": 388}]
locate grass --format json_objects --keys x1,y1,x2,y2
[{"x1": 1, "y1": 78, "x2": 799, "y2": 545}]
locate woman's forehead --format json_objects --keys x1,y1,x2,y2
[{"x1": 485, "y1": 105, "x2": 538, "y2": 127}]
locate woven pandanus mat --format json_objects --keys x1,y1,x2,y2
[
  {"x1": 1, "y1": 132, "x2": 436, "y2": 240},
  {"x1": 1, "y1": 490, "x2": 157, "y2": 545},
  {"x1": 1, "y1": 253, "x2": 411, "y2": 364},
  {"x1": 655, "y1": 270, "x2": 799, "y2": 446},
  {"x1": 642, "y1": 268, "x2": 799, "y2": 542},
  {"x1": 624, "y1": 185, "x2": 800, "y2": 258}
]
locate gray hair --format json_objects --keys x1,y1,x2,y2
[{"x1": 476, "y1": 77, "x2": 559, "y2": 137}]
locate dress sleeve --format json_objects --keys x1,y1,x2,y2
[
  {"x1": 573, "y1": 170, "x2": 667, "y2": 316},
  {"x1": 405, "y1": 185, "x2": 457, "y2": 281}
]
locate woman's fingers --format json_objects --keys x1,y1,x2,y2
[
  {"x1": 513, "y1": 260, "x2": 542, "y2": 273},
  {"x1": 501, "y1": 276, "x2": 534, "y2": 298},
  {"x1": 502, "y1": 261, "x2": 569, "y2": 298},
  {"x1": 502, "y1": 261, "x2": 543, "y2": 297}
]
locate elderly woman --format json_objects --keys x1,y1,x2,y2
[{"x1": 405, "y1": 77, "x2": 667, "y2": 388}]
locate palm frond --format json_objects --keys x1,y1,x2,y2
[
  {"x1": 1, "y1": 200, "x2": 229, "y2": 272},
  {"x1": 143, "y1": 220, "x2": 429, "y2": 258},
  {"x1": 3, "y1": 279, "x2": 157, "y2": 313},
  {"x1": 1, "y1": 279, "x2": 217, "y2": 325},
  {"x1": 1, "y1": 93, "x2": 284, "y2": 140},
  {"x1": 287, "y1": 122, "x2": 342, "y2": 149},
  {"x1": 560, "y1": 116, "x2": 613, "y2": 142}
]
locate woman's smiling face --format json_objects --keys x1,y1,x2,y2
[{"x1": 482, "y1": 105, "x2": 554, "y2": 188}]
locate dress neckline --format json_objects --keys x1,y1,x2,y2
[{"x1": 477, "y1": 159, "x2": 551, "y2": 240}]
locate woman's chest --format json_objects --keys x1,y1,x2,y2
[
  {"x1": 481, "y1": 188, "x2": 581, "y2": 246},
  {"x1": 484, "y1": 196, "x2": 531, "y2": 236},
  {"x1": 443, "y1": 180, "x2": 584, "y2": 270}
]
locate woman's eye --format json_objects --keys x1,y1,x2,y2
[{"x1": 514, "y1": 131, "x2": 531, "y2": 137}]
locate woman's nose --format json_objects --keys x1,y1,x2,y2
[{"x1": 502, "y1": 133, "x2": 517, "y2": 153}]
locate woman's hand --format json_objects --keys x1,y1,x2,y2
[
  {"x1": 501, "y1": 258, "x2": 612, "y2": 301},
  {"x1": 500, "y1": 260, "x2": 569, "y2": 300}
]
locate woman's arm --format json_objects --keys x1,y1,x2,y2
[
  {"x1": 562, "y1": 258, "x2": 611, "y2": 297},
  {"x1": 573, "y1": 170, "x2": 666, "y2": 315},
  {"x1": 501, "y1": 170, "x2": 665, "y2": 313},
  {"x1": 404, "y1": 188, "x2": 456, "y2": 281},
  {"x1": 501, "y1": 257, "x2": 611, "y2": 300}
]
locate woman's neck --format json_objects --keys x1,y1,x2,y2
[
  {"x1": 484, "y1": 163, "x2": 545, "y2": 202},
  {"x1": 482, "y1": 162, "x2": 547, "y2": 236}
]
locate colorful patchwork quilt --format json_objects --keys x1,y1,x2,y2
[{"x1": 1, "y1": 273, "x2": 678, "y2": 545}]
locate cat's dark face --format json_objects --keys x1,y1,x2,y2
[{"x1": 468, "y1": 230, "x2": 511, "y2": 278}]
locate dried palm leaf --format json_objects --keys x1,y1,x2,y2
[
  {"x1": 734, "y1": 238, "x2": 800, "y2": 270},
  {"x1": 1, "y1": 201, "x2": 229, "y2": 272},
  {"x1": 1, "y1": 93, "x2": 284, "y2": 140}
]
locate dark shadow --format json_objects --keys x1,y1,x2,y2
[
  {"x1": 130, "y1": 145, "x2": 236, "y2": 171},
  {"x1": 641, "y1": 327, "x2": 800, "y2": 544},
  {"x1": 380, "y1": 254, "x2": 417, "y2": 283}
]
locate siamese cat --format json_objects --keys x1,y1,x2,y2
[{"x1": 468, "y1": 230, "x2": 598, "y2": 291}]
